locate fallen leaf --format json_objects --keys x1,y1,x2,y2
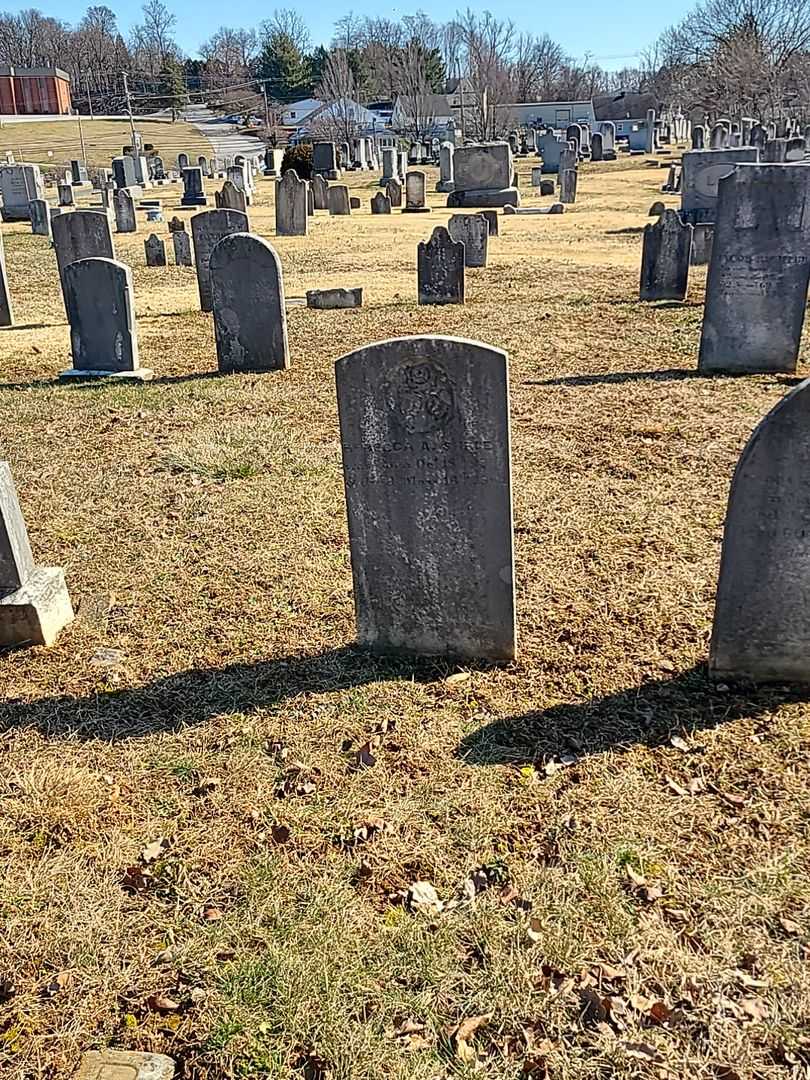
[
  {"x1": 578, "y1": 988, "x2": 609, "y2": 1028},
  {"x1": 41, "y1": 971, "x2": 71, "y2": 997},
  {"x1": 624, "y1": 1042, "x2": 664, "y2": 1064},
  {"x1": 779, "y1": 916, "x2": 802, "y2": 936},
  {"x1": 648, "y1": 1001, "x2": 673, "y2": 1025},
  {"x1": 669, "y1": 735, "x2": 691, "y2": 752},
  {"x1": 526, "y1": 916, "x2": 543, "y2": 944},
  {"x1": 664, "y1": 775, "x2": 689, "y2": 797},
  {"x1": 147, "y1": 993, "x2": 181, "y2": 1013},
  {"x1": 202, "y1": 906, "x2": 224, "y2": 922},
  {"x1": 739, "y1": 996, "x2": 768, "y2": 1022},
  {"x1": 406, "y1": 881, "x2": 443, "y2": 914},
  {"x1": 353, "y1": 742, "x2": 377, "y2": 769},
  {"x1": 270, "y1": 824, "x2": 291, "y2": 845},
  {"x1": 121, "y1": 865, "x2": 154, "y2": 893},
  {"x1": 445, "y1": 672, "x2": 471, "y2": 686}
]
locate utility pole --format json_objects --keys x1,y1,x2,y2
[
  {"x1": 121, "y1": 71, "x2": 137, "y2": 152},
  {"x1": 262, "y1": 81, "x2": 270, "y2": 131},
  {"x1": 77, "y1": 109, "x2": 87, "y2": 166},
  {"x1": 85, "y1": 75, "x2": 93, "y2": 120}
]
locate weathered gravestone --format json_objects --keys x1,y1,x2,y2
[
  {"x1": 313, "y1": 141, "x2": 339, "y2": 179},
  {"x1": 111, "y1": 155, "x2": 137, "y2": 189},
  {"x1": 692, "y1": 125, "x2": 705, "y2": 149},
  {"x1": 437, "y1": 142, "x2": 455, "y2": 192},
  {"x1": 215, "y1": 180, "x2": 246, "y2": 212},
  {"x1": 172, "y1": 229, "x2": 192, "y2": 266},
  {"x1": 762, "y1": 138, "x2": 787, "y2": 162},
  {"x1": 417, "y1": 226, "x2": 465, "y2": 306},
  {"x1": 0, "y1": 164, "x2": 44, "y2": 221},
  {"x1": 710, "y1": 123, "x2": 728, "y2": 149},
  {"x1": 210, "y1": 233, "x2": 289, "y2": 373},
  {"x1": 710, "y1": 378, "x2": 810, "y2": 681},
  {"x1": 680, "y1": 147, "x2": 759, "y2": 223},
  {"x1": 190, "y1": 209, "x2": 248, "y2": 312},
  {"x1": 144, "y1": 234, "x2": 166, "y2": 266},
  {"x1": 52, "y1": 210, "x2": 114, "y2": 313},
  {"x1": 590, "y1": 132, "x2": 604, "y2": 161},
  {"x1": 386, "y1": 177, "x2": 402, "y2": 208},
  {"x1": 61, "y1": 257, "x2": 150, "y2": 381},
  {"x1": 58, "y1": 182, "x2": 74, "y2": 206},
  {"x1": 371, "y1": 192, "x2": 391, "y2": 214},
  {"x1": 275, "y1": 170, "x2": 307, "y2": 236},
  {"x1": 312, "y1": 173, "x2": 329, "y2": 210},
  {"x1": 699, "y1": 164, "x2": 810, "y2": 374},
  {"x1": 335, "y1": 335, "x2": 515, "y2": 660},
  {"x1": 559, "y1": 168, "x2": 578, "y2": 204},
  {"x1": 0, "y1": 461, "x2": 73, "y2": 648},
  {"x1": 177, "y1": 152, "x2": 189, "y2": 170},
  {"x1": 639, "y1": 209, "x2": 693, "y2": 301},
  {"x1": 306, "y1": 287, "x2": 362, "y2": 309},
  {"x1": 70, "y1": 159, "x2": 89, "y2": 184},
  {"x1": 447, "y1": 213, "x2": 488, "y2": 268},
  {"x1": 479, "y1": 209, "x2": 498, "y2": 236},
  {"x1": 448, "y1": 142, "x2": 519, "y2": 207},
  {"x1": 0, "y1": 231, "x2": 13, "y2": 327},
  {"x1": 380, "y1": 147, "x2": 399, "y2": 186},
  {"x1": 114, "y1": 188, "x2": 136, "y2": 233},
  {"x1": 73, "y1": 1050, "x2": 175, "y2": 1080},
  {"x1": 404, "y1": 171, "x2": 430, "y2": 213},
  {"x1": 264, "y1": 147, "x2": 283, "y2": 176},
  {"x1": 181, "y1": 166, "x2": 207, "y2": 206},
  {"x1": 328, "y1": 185, "x2": 352, "y2": 215},
  {"x1": 29, "y1": 199, "x2": 51, "y2": 237}
]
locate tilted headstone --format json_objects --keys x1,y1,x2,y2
[
  {"x1": 559, "y1": 168, "x2": 577, "y2": 204},
  {"x1": 371, "y1": 192, "x2": 391, "y2": 214},
  {"x1": 386, "y1": 178, "x2": 402, "y2": 208},
  {"x1": 328, "y1": 185, "x2": 351, "y2": 215},
  {"x1": 710, "y1": 378, "x2": 810, "y2": 681},
  {"x1": 0, "y1": 231, "x2": 13, "y2": 327},
  {"x1": 448, "y1": 213, "x2": 488, "y2": 268},
  {"x1": 114, "y1": 188, "x2": 137, "y2": 233},
  {"x1": 144, "y1": 234, "x2": 166, "y2": 266},
  {"x1": 210, "y1": 232, "x2": 289, "y2": 373},
  {"x1": 61, "y1": 257, "x2": 150, "y2": 381},
  {"x1": 181, "y1": 166, "x2": 207, "y2": 206},
  {"x1": 52, "y1": 210, "x2": 115, "y2": 313},
  {"x1": 639, "y1": 209, "x2": 693, "y2": 301},
  {"x1": 1, "y1": 164, "x2": 44, "y2": 221},
  {"x1": 29, "y1": 199, "x2": 51, "y2": 238},
  {"x1": 0, "y1": 461, "x2": 73, "y2": 647},
  {"x1": 335, "y1": 335, "x2": 515, "y2": 660},
  {"x1": 699, "y1": 164, "x2": 810, "y2": 374},
  {"x1": 417, "y1": 226, "x2": 465, "y2": 306},
  {"x1": 437, "y1": 142, "x2": 455, "y2": 192},
  {"x1": 312, "y1": 173, "x2": 329, "y2": 210},
  {"x1": 190, "y1": 208, "x2": 249, "y2": 312},
  {"x1": 275, "y1": 170, "x2": 307, "y2": 236},
  {"x1": 404, "y1": 170, "x2": 430, "y2": 213},
  {"x1": 172, "y1": 229, "x2": 192, "y2": 266},
  {"x1": 215, "y1": 180, "x2": 247, "y2": 213}
]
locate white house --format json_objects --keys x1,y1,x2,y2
[
  {"x1": 390, "y1": 93, "x2": 457, "y2": 134},
  {"x1": 280, "y1": 98, "x2": 322, "y2": 127}
]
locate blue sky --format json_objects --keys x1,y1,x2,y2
[{"x1": 54, "y1": 0, "x2": 691, "y2": 67}]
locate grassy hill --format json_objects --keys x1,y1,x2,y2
[{"x1": 0, "y1": 117, "x2": 214, "y2": 171}]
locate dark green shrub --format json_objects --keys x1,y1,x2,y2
[{"x1": 281, "y1": 144, "x2": 313, "y2": 180}]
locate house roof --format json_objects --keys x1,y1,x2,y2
[
  {"x1": 396, "y1": 93, "x2": 456, "y2": 117},
  {"x1": 593, "y1": 91, "x2": 656, "y2": 121}
]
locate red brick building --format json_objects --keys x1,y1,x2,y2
[{"x1": 0, "y1": 66, "x2": 71, "y2": 115}]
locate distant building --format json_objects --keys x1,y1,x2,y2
[
  {"x1": 0, "y1": 65, "x2": 71, "y2": 115},
  {"x1": 494, "y1": 100, "x2": 595, "y2": 128},
  {"x1": 592, "y1": 91, "x2": 656, "y2": 122},
  {"x1": 280, "y1": 98, "x2": 323, "y2": 127}
]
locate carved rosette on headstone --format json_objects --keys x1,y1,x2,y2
[
  {"x1": 711, "y1": 378, "x2": 810, "y2": 681},
  {"x1": 210, "y1": 232, "x2": 289, "y2": 373},
  {"x1": 698, "y1": 164, "x2": 810, "y2": 374},
  {"x1": 0, "y1": 461, "x2": 73, "y2": 648},
  {"x1": 335, "y1": 335, "x2": 516, "y2": 660}
]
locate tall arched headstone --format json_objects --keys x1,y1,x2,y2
[
  {"x1": 335, "y1": 335, "x2": 515, "y2": 660},
  {"x1": 0, "y1": 230, "x2": 12, "y2": 327},
  {"x1": 209, "y1": 233, "x2": 289, "y2": 373},
  {"x1": 275, "y1": 170, "x2": 308, "y2": 236},
  {"x1": 711, "y1": 379, "x2": 810, "y2": 681},
  {"x1": 52, "y1": 210, "x2": 115, "y2": 314},
  {"x1": 417, "y1": 226, "x2": 464, "y2": 306},
  {"x1": 639, "y1": 209, "x2": 693, "y2": 301},
  {"x1": 190, "y1": 208, "x2": 249, "y2": 312}
]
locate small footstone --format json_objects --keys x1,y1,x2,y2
[
  {"x1": 306, "y1": 287, "x2": 362, "y2": 309},
  {"x1": 73, "y1": 1048, "x2": 175, "y2": 1079},
  {"x1": 349, "y1": 196, "x2": 361, "y2": 209}
]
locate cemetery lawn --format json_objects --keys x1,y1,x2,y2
[
  {"x1": 1, "y1": 157, "x2": 809, "y2": 1080},
  {"x1": 0, "y1": 117, "x2": 215, "y2": 170}
]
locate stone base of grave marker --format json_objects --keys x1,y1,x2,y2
[
  {"x1": 436, "y1": 179, "x2": 455, "y2": 193},
  {"x1": 73, "y1": 1050, "x2": 175, "y2": 1080},
  {"x1": 447, "y1": 187, "x2": 520, "y2": 208},
  {"x1": 59, "y1": 367, "x2": 153, "y2": 382},
  {"x1": 0, "y1": 566, "x2": 73, "y2": 648},
  {"x1": 402, "y1": 205, "x2": 431, "y2": 213},
  {"x1": 306, "y1": 287, "x2": 363, "y2": 309}
]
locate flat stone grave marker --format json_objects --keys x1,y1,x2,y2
[
  {"x1": 61, "y1": 257, "x2": 150, "y2": 381},
  {"x1": 306, "y1": 287, "x2": 362, "y2": 309},
  {"x1": 173, "y1": 230, "x2": 192, "y2": 266},
  {"x1": 275, "y1": 170, "x2": 307, "y2": 236},
  {"x1": 328, "y1": 185, "x2": 351, "y2": 215},
  {"x1": 335, "y1": 334, "x2": 515, "y2": 660},
  {"x1": 74, "y1": 1049, "x2": 175, "y2": 1080},
  {"x1": 0, "y1": 460, "x2": 73, "y2": 648},
  {"x1": 639, "y1": 209, "x2": 693, "y2": 301},
  {"x1": 448, "y1": 214, "x2": 488, "y2": 268},
  {"x1": 145, "y1": 234, "x2": 166, "y2": 266},
  {"x1": 52, "y1": 210, "x2": 115, "y2": 313},
  {"x1": 191, "y1": 208, "x2": 249, "y2": 312},
  {"x1": 210, "y1": 232, "x2": 289, "y2": 373},
  {"x1": 699, "y1": 164, "x2": 810, "y2": 373},
  {"x1": 417, "y1": 225, "x2": 465, "y2": 306},
  {"x1": 711, "y1": 377, "x2": 810, "y2": 681}
]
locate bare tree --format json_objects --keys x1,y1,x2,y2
[
  {"x1": 391, "y1": 40, "x2": 436, "y2": 139},
  {"x1": 313, "y1": 48, "x2": 358, "y2": 142}
]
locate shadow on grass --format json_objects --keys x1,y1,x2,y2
[
  {"x1": 457, "y1": 662, "x2": 810, "y2": 766},
  {"x1": 0, "y1": 646, "x2": 489, "y2": 742},
  {"x1": 527, "y1": 368, "x2": 699, "y2": 387},
  {"x1": 0, "y1": 321, "x2": 64, "y2": 331}
]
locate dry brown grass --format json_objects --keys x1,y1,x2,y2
[
  {"x1": 0, "y1": 118, "x2": 214, "y2": 170},
  {"x1": 0, "y1": 154, "x2": 809, "y2": 1080}
]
